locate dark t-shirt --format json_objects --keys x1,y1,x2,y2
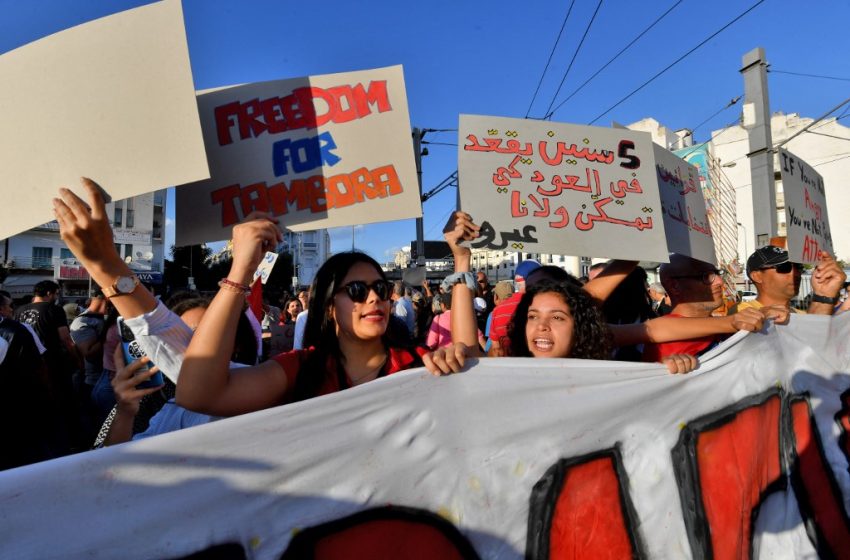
[
  {"x1": 0, "y1": 317, "x2": 51, "y2": 469},
  {"x1": 15, "y1": 301, "x2": 68, "y2": 355}
]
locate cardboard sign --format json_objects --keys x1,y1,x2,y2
[
  {"x1": 654, "y1": 145, "x2": 716, "y2": 264},
  {"x1": 1, "y1": 315, "x2": 849, "y2": 559},
  {"x1": 0, "y1": 0, "x2": 209, "y2": 239},
  {"x1": 253, "y1": 251, "x2": 279, "y2": 285},
  {"x1": 778, "y1": 148, "x2": 834, "y2": 263},
  {"x1": 175, "y1": 65, "x2": 421, "y2": 246},
  {"x1": 458, "y1": 115, "x2": 668, "y2": 262}
]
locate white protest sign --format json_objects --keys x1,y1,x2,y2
[
  {"x1": 654, "y1": 145, "x2": 716, "y2": 264},
  {"x1": 458, "y1": 115, "x2": 668, "y2": 262},
  {"x1": 253, "y1": 251, "x2": 279, "y2": 285},
  {"x1": 175, "y1": 65, "x2": 421, "y2": 246},
  {"x1": 778, "y1": 148, "x2": 834, "y2": 263},
  {"x1": 2, "y1": 315, "x2": 849, "y2": 559},
  {"x1": 0, "y1": 0, "x2": 209, "y2": 239}
]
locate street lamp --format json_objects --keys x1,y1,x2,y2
[{"x1": 737, "y1": 222, "x2": 750, "y2": 291}]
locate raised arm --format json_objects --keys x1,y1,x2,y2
[
  {"x1": 808, "y1": 251, "x2": 846, "y2": 315},
  {"x1": 53, "y1": 179, "x2": 158, "y2": 319},
  {"x1": 609, "y1": 306, "x2": 787, "y2": 346},
  {"x1": 444, "y1": 211, "x2": 481, "y2": 355},
  {"x1": 583, "y1": 259, "x2": 639, "y2": 306},
  {"x1": 175, "y1": 216, "x2": 292, "y2": 416}
]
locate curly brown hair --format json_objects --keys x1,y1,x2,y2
[{"x1": 508, "y1": 280, "x2": 612, "y2": 360}]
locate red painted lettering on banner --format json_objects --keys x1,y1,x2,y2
[
  {"x1": 526, "y1": 448, "x2": 644, "y2": 559},
  {"x1": 210, "y1": 165, "x2": 403, "y2": 226},
  {"x1": 789, "y1": 396, "x2": 850, "y2": 557},
  {"x1": 280, "y1": 506, "x2": 478, "y2": 560},
  {"x1": 214, "y1": 81, "x2": 392, "y2": 146},
  {"x1": 695, "y1": 395, "x2": 782, "y2": 558}
]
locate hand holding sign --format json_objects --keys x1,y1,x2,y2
[{"x1": 229, "y1": 214, "x2": 283, "y2": 286}]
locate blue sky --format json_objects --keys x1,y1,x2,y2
[{"x1": 3, "y1": 0, "x2": 849, "y2": 263}]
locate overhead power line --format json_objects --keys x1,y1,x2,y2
[
  {"x1": 543, "y1": 0, "x2": 604, "y2": 120},
  {"x1": 690, "y1": 96, "x2": 742, "y2": 137},
  {"x1": 774, "y1": 94, "x2": 850, "y2": 149},
  {"x1": 524, "y1": 0, "x2": 576, "y2": 118},
  {"x1": 769, "y1": 69, "x2": 850, "y2": 82},
  {"x1": 546, "y1": 0, "x2": 684, "y2": 120},
  {"x1": 586, "y1": 0, "x2": 766, "y2": 125}
]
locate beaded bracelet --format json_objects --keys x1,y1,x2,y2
[{"x1": 218, "y1": 278, "x2": 251, "y2": 295}]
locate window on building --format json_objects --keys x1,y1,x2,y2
[
  {"x1": 114, "y1": 244, "x2": 121, "y2": 256},
  {"x1": 124, "y1": 244, "x2": 134, "y2": 260},
  {"x1": 125, "y1": 198, "x2": 135, "y2": 228},
  {"x1": 113, "y1": 200, "x2": 124, "y2": 228},
  {"x1": 32, "y1": 247, "x2": 53, "y2": 269},
  {"x1": 60, "y1": 248, "x2": 74, "y2": 260}
]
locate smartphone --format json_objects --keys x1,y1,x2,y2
[{"x1": 117, "y1": 316, "x2": 163, "y2": 389}]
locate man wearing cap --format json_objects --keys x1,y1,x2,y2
[
  {"x1": 487, "y1": 260, "x2": 541, "y2": 357},
  {"x1": 732, "y1": 247, "x2": 845, "y2": 315}
]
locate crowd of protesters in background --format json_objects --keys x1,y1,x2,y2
[{"x1": 0, "y1": 179, "x2": 846, "y2": 472}]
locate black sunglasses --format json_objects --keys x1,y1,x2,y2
[
  {"x1": 335, "y1": 279, "x2": 391, "y2": 303},
  {"x1": 762, "y1": 262, "x2": 803, "y2": 274},
  {"x1": 670, "y1": 269, "x2": 725, "y2": 285}
]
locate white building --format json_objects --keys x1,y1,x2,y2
[
  {"x1": 711, "y1": 112, "x2": 850, "y2": 263},
  {"x1": 281, "y1": 230, "x2": 331, "y2": 289},
  {"x1": 1, "y1": 190, "x2": 167, "y2": 299}
]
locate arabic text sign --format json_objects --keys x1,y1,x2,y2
[
  {"x1": 2, "y1": 316, "x2": 850, "y2": 558},
  {"x1": 779, "y1": 148, "x2": 834, "y2": 263},
  {"x1": 458, "y1": 115, "x2": 668, "y2": 261},
  {"x1": 0, "y1": 0, "x2": 209, "y2": 240},
  {"x1": 654, "y1": 145, "x2": 715, "y2": 264},
  {"x1": 175, "y1": 65, "x2": 421, "y2": 246}
]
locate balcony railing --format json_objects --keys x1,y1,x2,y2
[{"x1": 5, "y1": 256, "x2": 161, "y2": 273}]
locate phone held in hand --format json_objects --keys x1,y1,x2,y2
[{"x1": 117, "y1": 316, "x2": 163, "y2": 389}]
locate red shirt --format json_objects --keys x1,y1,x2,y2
[
  {"x1": 272, "y1": 346, "x2": 426, "y2": 402},
  {"x1": 488, "y1": 292, "x2": 522, "y2": 352},
  {"x1": 642, "y1": 313, "x2": 719, "y2": 362}
]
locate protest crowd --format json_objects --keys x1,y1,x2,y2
[{"x1": 1, "y1": 179, "x2": 846, "y2": 471}]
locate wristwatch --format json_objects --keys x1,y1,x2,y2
[
  {"x1": 102, "y1": 274, "x2": 140, "y2": 298},
  {"x1": 810, "y1": 293, "x2": 839, "y2": 305}
]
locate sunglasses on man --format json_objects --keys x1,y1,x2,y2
[
  {"x1": 670, "y1": 269, "x2": 726, "y2": 285},
  {"x1": 759, "y1": 262, "x2": 803, "y2": 274},
  {"x1": 335, "y1": 280, "x2": 392, "y2": 303}
]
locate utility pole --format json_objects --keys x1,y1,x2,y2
[
  {"x1": 413, "y1": 128, "x2": 426, "y2": 268},
  {"x1": 740, "y1": 47, "x2": 777, "y2": 249}
]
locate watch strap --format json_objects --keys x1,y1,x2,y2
[
  {"x1": 810, "y1": 293, "x2": 838, "y2": 305},
  {"x1": 103, "y1": 275, "x2": 140, "y2": 298}
]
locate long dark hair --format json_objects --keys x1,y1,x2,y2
[
  {"x1": 294, "y1": 251, "x2": 410, "y2": 401},
  {"x1": 508, "y1": 280, "x2": 611, "y2": 360}
]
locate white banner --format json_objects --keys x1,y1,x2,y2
[
  {"x1": 175, "y1": 65, "x2": 421, "y2": 246},
  {"x1": 2, "y1": 315, "x2": 850, "y2": 559}
]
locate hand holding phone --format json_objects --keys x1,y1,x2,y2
[{"x1": 117, "y1": 316, "x2": 164, "y2": 389}]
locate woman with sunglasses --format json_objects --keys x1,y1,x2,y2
[{"x1": 174, "y1": 214, "x2": 464, "y2": 416}]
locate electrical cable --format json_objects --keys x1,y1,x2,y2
[
  {"x1": 524, "y1": 0, "x2": 576, "y2": 118},
  {"x1": 774, "y1": 94, "x2": 850, "y2": 148},
  {"x1": 768, "y1": 69, "x2": 850, "y2": 82},
  {"x1": 545, "y1": 0, "x2": 683, "y2": 120},
  {"x1": 586, "y1": 0, "x2": 765, "y2": 125},
  {"x1": 543, "y1": 0, "x2": 604, "y2": 120}
]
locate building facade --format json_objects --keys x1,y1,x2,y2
[
  {"x1": 281, "y1": 229, "x2": 331, "y2": 289},
  {"x1": 1, "y1": 190, "x2": 167, "y2": 300}
]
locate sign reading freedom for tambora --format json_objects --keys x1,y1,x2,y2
[
  {"x1": 778, "y1": 148, "x2": 834, "y2": 264},
  {"x1": 458, "y1": 115, "x2": 668, "y2": 262},
  {"x1": 176, "y1": 65, "x2": 421, "y2": 246},
  {"x1": 654, "y1": 145, "x2": 716, "y2": 264}
]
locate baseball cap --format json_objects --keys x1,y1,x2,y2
[
  {"x1": 515, "y1": 259, "x2": 541, "y2": 282},
  {"x1": 746, "y1": 246, "x2": 789, "y2": 277}
]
